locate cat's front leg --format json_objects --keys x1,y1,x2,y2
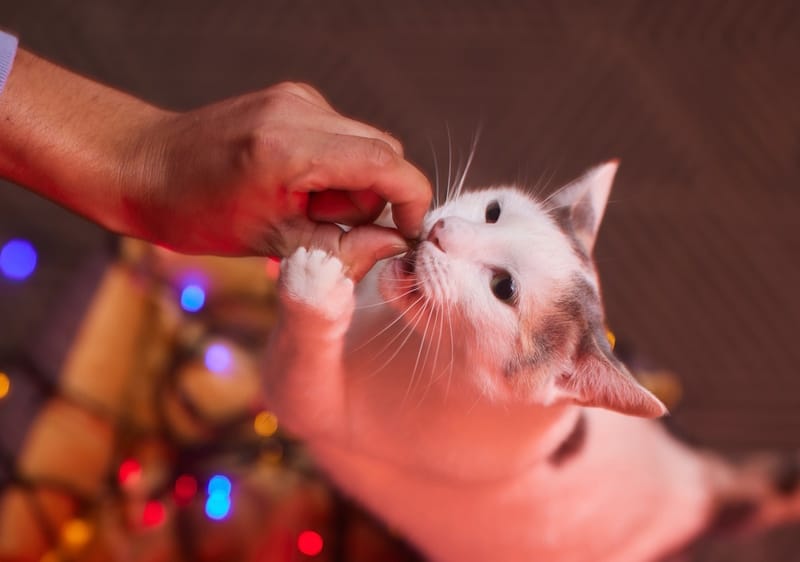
[{"x1": 263, "y1": 247, "x2": 354, "y2": 439}]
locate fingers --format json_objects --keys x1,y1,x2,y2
[
  {"x1": 288, "y1": 134, "x2": 432, "y2": 238},
  {"x1": 273, "y1": 82, "x2": 403, "y2": 156},
  {"x1": 339, "y1": 225, "x2": 408, "y2": 281},
  {"x1": 274, "y1": 219, "x2": 407, "y2": 282},
  {"x1": 307, "y1": 190, "x2": 386, "y2": 226}
]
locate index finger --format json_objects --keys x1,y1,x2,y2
[{"x1": 289, "y1": 135, "x2": 432, "y2": 238}]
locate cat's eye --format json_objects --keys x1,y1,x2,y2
[
  {"x1": 485, "y1": 201, "x2": 501, "y2": 223},
  {"x1": 490, "y1": 272, "x2": 516, "y2": 303}
]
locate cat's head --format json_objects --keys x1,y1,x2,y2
[{"x1": 378, "y1": 161, "x2": 666, "y2": 418}]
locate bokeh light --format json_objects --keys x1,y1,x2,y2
[
  {"x1": 117, "y1": 458, "x2": 142, "y2": 488},
  {"x1": 297, "y1": 530, "x2": 324, "y2": 556},
  {"x1": 0, "y1": 372, "x2": 10, "y2": 400},
  {"x1": 204, "y1": 343, "x2": 232, "y2": 373},
  {"x1": 207, "y1": 474, "x2": 232, "y2": 496},
  {"x1": 0, "y1": 239, "x2": 37, "y2": 281},
  {"x1": 205, "y1": 493, "x2": 232, "y2": 521},
  {"x1": 174, "y1": 474, "x2": 198, "y2": 505},
  {"x1": 141, "y1": 500, "x2": 166, "y2": 528},
  {"x1": 60, "y1": 518, "x2": 92, "y2": 550},
  {"x1": 253, "y1": 410, "x2": 279, "y2": 437},
  {"x1": 180, "y1": 284, "x2": 206, "y2": 312}
]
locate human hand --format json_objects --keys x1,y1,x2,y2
[{"x1": 128, "y1": 82, "x2": 431, "y2": 258}]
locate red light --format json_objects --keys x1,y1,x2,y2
[
  {"x1": 173, "y1": 474, "x2": 198, "y2": 505},
  {"x1": 118, "y1": 458, "x2": 142, "y2": 487},
  {"x1": 297, "y1": 530, "x2": 324, "y2": 556},
  {"x1": 141, "y1": 500, "x2": 166, "y2": 528}
]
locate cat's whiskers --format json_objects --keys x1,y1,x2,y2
[
  {"x1": 354, "y1": 281, "x2": 422, "y2": 311},
  {"x1": 428, "y1": 137, "x2": 442, "y2": 209},
  {"x1": 351, "y1": 287, "x2": 425, "y2": 353},
  {"x1": 367, "y1": 293, "x2": 428, "y2": 376},
  {"x1": 453, "y1": 130, "x2": 479, "y2": 200},
  {"x1": 416, "y1": 303, "x2": 448, "y2": 406},
  {"x1": 403, "y1": 297, "x2": 436, "y2": 403}
]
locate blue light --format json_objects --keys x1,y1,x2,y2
[
  {"x1": 180, "y1": 284, "x2": 206, "y2": 312},
  {"x1": 204, "y1": 344, "x2": 232, "y2": 373},
  {"x1": 207, "y1": 474, "x2": 232, "y2": 496},
  {"x1": 205, "y1": 493, "x2": 231, "y2": 521},
  {"x1": 0, "y1": 239, "x2": 37, "y2": 281}
]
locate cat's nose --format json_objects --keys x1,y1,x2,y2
[{"x1": 427, "y1": 219, "x2": 445, "y2": 250}]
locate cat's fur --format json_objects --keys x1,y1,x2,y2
[{"x1": 264, "y1": 162, "x2": 800, "y2": 561}]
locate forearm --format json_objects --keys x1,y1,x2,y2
[{"x1": 0, "y1": 48, "x2": 171, "y2": 236}]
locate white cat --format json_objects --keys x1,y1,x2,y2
[{"x1": 264, "y1": 161, "x2": 800, "y2": 562}]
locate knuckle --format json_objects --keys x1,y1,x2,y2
[
  {"x1": 362, "y1": 138, "x2": 396, "y2": 168},
  {"x1": 271, "y1": 81, "x2": 318, "y2": 102}
]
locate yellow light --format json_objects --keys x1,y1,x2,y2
[
  {"x1": 61, "y1": 518, "x2": 92, "y2": 550},
  {"x1": 254, "y1": 410, "x2": 279, "y2": 437},
  {"x1": 605, "y1": 329, "x2": 616, "y2": 350},
  {"x1": 0, "y1": 372, "x2": 10, "y2": 399}
]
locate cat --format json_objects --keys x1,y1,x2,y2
[{"x1": 263, "y1": 161, "x2": 800, "y2": 562}]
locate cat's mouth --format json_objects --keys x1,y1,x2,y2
[{"x1": 400, "y1": 249, "x2": 417, "y2": 276}]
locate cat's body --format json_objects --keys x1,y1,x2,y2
[{"x1": 264, "y1": 162, "x2": 800, "y2": 561}]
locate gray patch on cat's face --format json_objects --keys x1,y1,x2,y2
[{"x1": 505, "y1": 275, "x2": 605, "y2": 377}]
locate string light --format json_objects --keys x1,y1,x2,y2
[
  {"x1": 60, "y1": 518, "x2": 92, "y2": 550},
  {"x1": 180, "y1": 284, "x2": 206, "y2": 312},
  {"x1": 141, "y1": 500, "x2": 166, "y2": 528},
  {"x1": 204, "y1": 343, "x2": 233, "y2": 374},
  {"x1": 0, "y1": 372, "x2": 10, "y2": 400},
  {"x1": 297, "y1": 530, "x2": 324, "y2": 556},
  {"x1": 253, "y1": 410, "x2": 279, "y2": 437},
  {"x1": 205, "y1": 474, "x2": 232, "y2": 521},
  {"x1": 0, "y1": 238, "x2": 37, "y2": 281},
  {"x1": 117, "y1": 458, "x2": 142, "y2": 488},
  {"x1": 205, "y1": 493, "x2": 232, "y2": 521},
  {"x1": 174, "y1": 474, "x2": 198, "y2": 506}
]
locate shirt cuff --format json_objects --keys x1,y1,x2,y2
[{"x1": 0, "y1": 31, "x2": 19, "y2": 96}]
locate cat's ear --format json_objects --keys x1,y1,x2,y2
[
  {"x1": 554, "y1": 335, "x2": 667, "y2": 418},
  {"x1": 548, "y1": 160, "x2": 619, "y2": 255}
]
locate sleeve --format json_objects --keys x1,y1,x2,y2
[{"x1": 0, "y1": 30, "x2": 19, "y2": 96}]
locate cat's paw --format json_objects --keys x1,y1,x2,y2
[{"x1": 279, "y1": 248, "x2": 355, "y2": 321}]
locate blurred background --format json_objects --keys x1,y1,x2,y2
[{"x1": 1, "y1": 1, "x2": 799, "y2": 561}]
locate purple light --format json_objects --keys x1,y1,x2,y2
[
  {"x1": 1, "y1": 239, "x2": 37, "y2": 281},
  {"x1": 204, "y1": 344, "x2": 232, "y2": 374}
]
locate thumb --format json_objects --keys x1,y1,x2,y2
[{"x1": 339, "y1": 225, "x2": 409, "y2": 282}]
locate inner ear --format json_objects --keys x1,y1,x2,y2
[
  {"x1": 554, "y1": 335, "x2": 667, "y2": 419},
  {"x1": 547, "y1": 160, "x2": 619, "y2": 255}
]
